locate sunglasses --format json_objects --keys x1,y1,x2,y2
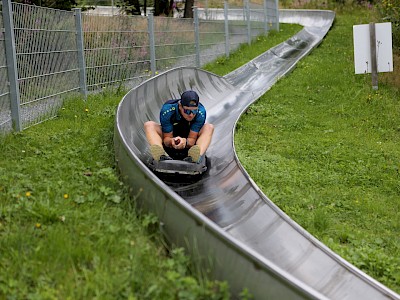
[{"x1": 183, "y1": 108, "x2": 198, "y2": 115}]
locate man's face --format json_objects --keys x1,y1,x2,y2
[{"x1": 179, "y1": 103, "x2": 198, "y2": 121}]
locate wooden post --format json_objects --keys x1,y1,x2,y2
[{"x1": 369, "y1": 22, "x2": 378, "y2": 90}]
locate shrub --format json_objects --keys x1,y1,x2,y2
[{"x1": 378, "y1": 0, "x2": 400, "y2": 50}]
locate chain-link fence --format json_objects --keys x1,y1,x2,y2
[{"x1": 0, "y1": 0, "x2": 278, "y2": 133}]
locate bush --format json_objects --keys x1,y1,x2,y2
[{"x1": 378, "y1": 0, "x2": 400, "y2": 50}]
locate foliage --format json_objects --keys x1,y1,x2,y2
[
  {"x1": 377, "y1": 0, "x2": 400, "y2": 50},
  {"x1": 116, "y1": 0, "x2": 142, "y2": 15},
  {"x1": 115, "y1": 0, "x2": 175, "y2": 16},
  {"x1": 14, "y1": 0, "x2": 77, "y2": 10}
]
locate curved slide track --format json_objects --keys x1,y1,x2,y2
[{"x1": 114, "y1": 10, "x2": 400, "y2": 299}]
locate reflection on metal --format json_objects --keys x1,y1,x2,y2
[{"x1": 114, "y1": 10, "x2": 400, "y2": 300}]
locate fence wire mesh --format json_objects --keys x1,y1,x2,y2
[
  {"x1": 12, "y1": 3, "x2": 80, "y2": 129},
  {"x1": 0, "y1": 0, "x2": 278, "y2": 133},
  {"x1": 0, "y1": 2, "x2": 12, "y2": 134},
  {"x1": 154, "y1": 16, "x2": 196, "y2": 69},
  {"x1": 82, "y1": 14, "x2": 151, "y2": 90},
  {"x1": 198, "y1": 17, "x2": 227, "y2": 65},
  {"x1": 195, "y1": 0, "x2": 266, "y2": 9},
  {"x1": 199, "y1": 8, "x2": 249, "y2": 58}
]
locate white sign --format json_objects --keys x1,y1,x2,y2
[{"x1": 353, "y1": 22, "x2": 393, "y2": 74}]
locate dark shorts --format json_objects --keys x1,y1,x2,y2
[
  {"x1": 163, "y1": 122, "x2": 192, "y2": 160},
  {"x1": 164, "y1": 146, "x2": 188, "y2": 160}
]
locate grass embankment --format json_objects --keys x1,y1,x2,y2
[
  {"x1": 0, "y1": 24, "x2": 299, "y2": 299},
  {"x1": 203, "y1": 23, "x2": 302, "y2": 75},
  {"x1": 0, "y1": 92, "x2": 229, "y2": 299},
  {"x1": 232, "y1": 8, "x2": 400, "y2": 293}
]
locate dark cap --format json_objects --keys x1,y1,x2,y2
[{"x1": 180, "y1": 90, "x2": 199, "y2": 107}]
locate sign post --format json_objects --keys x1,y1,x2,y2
[
  {"x1": 353, "y1": 22, "x2": 393, "y2": 90},
  {"x1": 369, "y1": 23, "x2": 378, "y2": 90}
]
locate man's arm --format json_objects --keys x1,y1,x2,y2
[
  {"x1": 187, "y1": 104, "x2": 205, "y2": 148},
  {"x1": 164, "y1": 131, "x2": 196, "y2": 150},
  {"x1": 162, "y1": 132, "x2": 175, "y2": 148},
  {"x1": 186, "y1": 130, "x2": 199, "y2": 148}
]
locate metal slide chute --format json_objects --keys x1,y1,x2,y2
[{"x1": 114, "y1": 10, "x2": 400, "y2": 300}]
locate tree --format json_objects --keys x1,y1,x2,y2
[
  {"x1": 154, "y1": 0, "x2": 173, "y2": 16},
  {"x1": 117, "y1": 0, "x2": 141, "y2": 15},
  {"x1": 183, "y1": 0, "x2": 194, "y2": 18}
]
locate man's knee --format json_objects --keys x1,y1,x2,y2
[
  {"x1": 144, "y1": 121, "x2": 157, "y2": 131},
  {"x1": 201, "y1": 123, "x2": 214, "y2": 136},
  {"x1": 144, "y1": 121, "x2": 162, "y2": 136}
]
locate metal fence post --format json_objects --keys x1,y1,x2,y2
[
  {"x1": 193, "y1": 6, "x2": 200, "y2": 68},
  {"x1": 2, "y1": 0, "x2": 21, "y2": 131},
  {"x1": 245, "y1": 0, "x2": 251, "y2": 45},
  {"x1": 73, "y1": 8, "x2": 88, "y2": 99},
  {"x1": 263, "y1": 0, "x2": 268, "y2": 34},
  {"x1": 148, "y1": 13, "x2": 156, "y2": 76},
  {"x1": 274, "y1": 0, "x2": 279, "y2": 31},
  {"x1": 224, "y1": 1, "x2": 230, "y2": 57}
]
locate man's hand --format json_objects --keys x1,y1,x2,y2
[{"x1": 172, "y1": 137, "x2": 186, "y2": 150}]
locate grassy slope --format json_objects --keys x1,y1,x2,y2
[
  {"x1": 0, "y1": 92, "x2": 230, "y2": 299},
  {"x1": 0, "y1": 24, "x2": 300, "y2": 299},
  {"x1": 203, "y1": 24, "x2": 302, "y2": 75},
  {"x1": 234, "y1": 8, "x2": 400, "y2": 293}
]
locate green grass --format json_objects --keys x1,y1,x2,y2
[
  {"x1": 2, "y1": 7, "x2": 398, "y2": 298},
  {"x1": 0, "y1": 91, "x2": 230, "y2": 299},
  {"x1": 233, "y1": 8, "x2": 400, "y2": 293},
  {"x1": 0, "y1": 23, "x2": 299, "y2": 299},
  {"x1": 203, "y1": 24, "x2": 303, "y2": 75}
]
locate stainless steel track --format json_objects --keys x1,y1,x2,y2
[{"x1": 114, "y1": 9, "x2": 400, "y2": 299}]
